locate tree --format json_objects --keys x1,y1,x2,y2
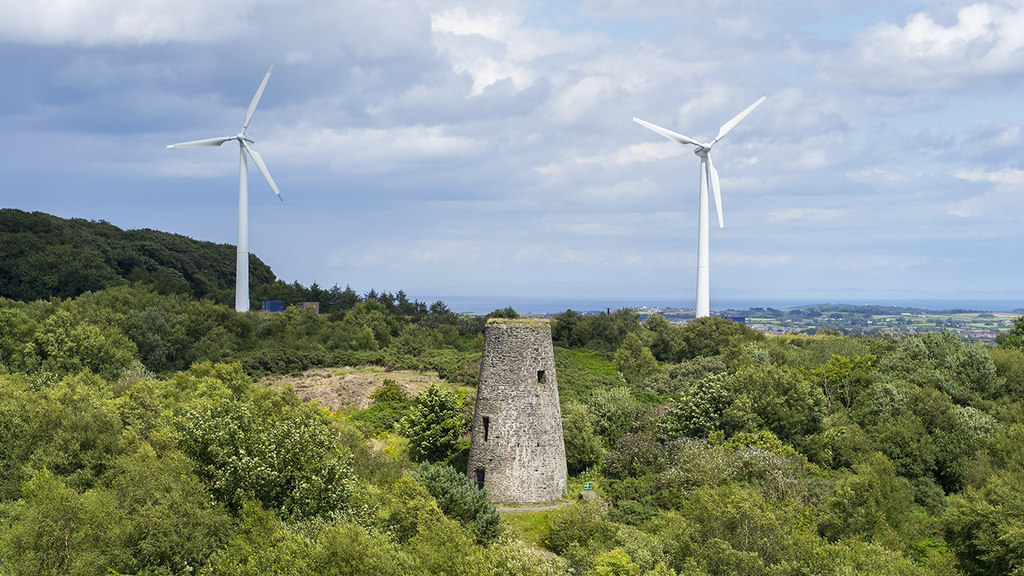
[
  {"x1": 562, "y1": 402, "x2": 603, "y2": 475},
  {"x1": 944, "y1": 469, "x2": 1024, "y2": 576},
  {"x1": 587, "y1": 386, "x2": 642, "y2": 447},
  {"x1": 177, "y1": 386, "x2": 355, "y2": 519},
  {"x1": 399, "y1": 384, "x2": 465, "y2": 463},
  {"x1": 675, "y1": 317, "x2": 763, "y2": 360},
  {"x1": 614, "y1": 333, "x2": 660, "y2": 386},
  {"x1": 0, "y1": 469, "x2": 118, "y2": 576},
  {"x1": 819, "y1": 452, "x2": 918, "y2": 545},
  {"x1": 661, "y1": 374, "x2": 730, "y2": 439},
  {"x1": 487, "y1": 306, "x2": 520, "y2": 319},
  {"x1": 410, "y1": 462, "x2": 501, "y2": 545},
  {"x1": 995, "y1": 316, "x2": 1024, "y2": 350},
  {"x1": 101, "y1": 444, "x2": 232, "y2": 574},
  {"x1": 592, "y1": 548, "x2": 641, "y2": 576}
]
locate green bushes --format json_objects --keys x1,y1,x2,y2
[
  {"x1": 399, "y1": 384, "x2": 468, "y2": 463},
  {"x1": 177, "y1": 385, "x2": 356, "y2": 519},
  {"x1": 410, "y1": 463, "x2": 501, "y2": 545}
]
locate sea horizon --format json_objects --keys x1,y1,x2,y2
[{"x1": 431, "y1": 295, "x2": 1024, "y2": 315}]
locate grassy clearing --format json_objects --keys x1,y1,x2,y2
[{"x1": 502, "y1": 507, "x2": 560, "y2": 549}]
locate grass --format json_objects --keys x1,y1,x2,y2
[
  {"x1": 554, "y1": 347, "x2": 621, "y2": 403},
  {"x1": 501, "y1": 473, "x2": 604, "y2": 549},
  {"x1": 501, "y1": 507, "x2": 560, "y2": 549}
]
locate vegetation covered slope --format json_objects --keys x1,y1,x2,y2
[
  {"x1": 0, "y1": 209, "x2": 275, "y2": 305},
  {"x1": 2, "y1": 277, "x2": 1024, "y2": 574}
]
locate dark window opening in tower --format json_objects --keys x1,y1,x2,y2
[
  {"x1": 475, "y1": 468, "x2": 485, "y2": 490},
  {"x1": 482, "y1": 416, "x2": 490, "y2": 441},
  {"x1": 537, "y1": 370, "x2": 546, "y2": 384}
]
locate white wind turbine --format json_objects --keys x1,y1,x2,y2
[
  {"x1": 633, "y1": 96, "x2": 766, "y2": 318},
  {"x1": 168, "y1": 65, "x2": 282, "y2": 313}
]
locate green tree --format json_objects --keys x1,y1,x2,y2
[
  {"x1": 593, "y1": 548, "x2": 641, "y2": 576},
  {"x1": 0, "y1": 469, "x2": 119, "y2": 576},
  {"x1": 0, "y1": 372, "x2": 122, "y2": 496},
  {"x1": 400, "y1": 384, "x2": 465, "y2": 463},
  {"x1": 815, "y1": 353, "x2": 876, "y2": 411},
  {"x1": 614, "y1": 333, "x2": 660, "y2": 386},
  {"x1": 661, "y1": 374, "x2": 730, "y2": 439},
  {"x1": 410, "y1": 463, "x2": 501, "y2": 545},
  {"x1": 819, "y1": 452, "x2": 919, "y2": 547},
  {"x1": 653, "y1": 317, "x2": 762, "y2": 362},
  {"x1": 177, "y1": 386, "x2": 355, "y2": 519},
  {"x1": 200, "y1": 502, "x2": 315, "y2": 576},
  {"x1": 562, "y1": 402, "x2": 604, "y2": 475},
  {"x1": 587, "y1": 386, "x2": 642, "y2": 447},
  {"x1": 944, "y1": 469, "x2": 1024, "y2": 576},
  {"x1": 995, "y1": 316, "x2": 1024, "y2": 350},
  {"x1": 101, "y1": 443, "x2": 232, "y2": 574}
]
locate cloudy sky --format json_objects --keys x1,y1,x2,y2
[{"x1": 2, "y1": 0, "x2": 1023, "y2": 312}]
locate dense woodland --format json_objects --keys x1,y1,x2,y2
[
  {"x1": 0, "y1": 209, "x2": 422, "y2": 314},
  {"x1": 1, "y1": 211, "x2": 1024, "y2": 575}
]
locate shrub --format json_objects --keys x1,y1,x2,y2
[{"x1": 410, "y1": 463, "x2": 501, "y2": 545}]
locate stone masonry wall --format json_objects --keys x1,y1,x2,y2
[{"x1": 466, "y1": 318, "x2": 567, "y2": 504}]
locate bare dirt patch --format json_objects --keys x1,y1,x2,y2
[{"x1": 261, "y1": 367, "x2": 443, "y2": 411}]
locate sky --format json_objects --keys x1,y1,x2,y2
[{"x1": 2, "y1": 0, "x2": 1023, "y2": 313}]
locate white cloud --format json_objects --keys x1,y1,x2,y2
[
  {"x1": 269, "y1": 124, "x2": 481, "y2": 172},
  {"x1": 5, "y1": 0, "x2": 1024, "y2": 306},
  {"x1": 955, "y1": 167, "x2": 1024, "y2": 186},
  {"x1": 430, "y1": 6, "x2": 541, "y2": 94},
  {"x1": 613, "y1": 142, "x2": 684, "y2": 164},
  {"x1": 0, "y1": 0, "x2": 254, "y2": 45},
  {"x1": 546, "y1": 76, "x2": 619, "y2": 125},
  {"x1": 838, "y1": 2, "x2": 1024, "y2": 91}
]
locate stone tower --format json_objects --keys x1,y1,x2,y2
[{"x1": 467, "y1": 318, "x2": 567, "y2": 504}]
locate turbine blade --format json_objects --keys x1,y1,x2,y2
[
  {"x1": 241, "y1": 141, "x2": 283, "y2": 201},
  {"x1": 707, "y1": 154, "x2": 724, "y2": 228},
  {"x1": 167, "y1": 136, "x2": 235, "y2": 148},
  {"x1": 633, "y1": 117, "x2": 703, "y2": 147},
  {"x1": 713, "y1": 96, "x2": 766, "y2": 144},
  {"x1": 243, "y1": 65, "x2": 274, "y2": 133}
]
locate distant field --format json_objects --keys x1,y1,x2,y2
[{"x1": 739, "y1": 310, "x2": 1019, "y2": 342}]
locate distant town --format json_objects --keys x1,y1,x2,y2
[{"x1": 562, "y1": 304, "x2": 1023, "y2": 343}]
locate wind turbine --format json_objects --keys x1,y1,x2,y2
[
  {"x1": 633, "y1": 96, "x2": 765, "y2": 318},
  {"x1": 168, "y1": 65, "x2": 282, "y2": 313}
]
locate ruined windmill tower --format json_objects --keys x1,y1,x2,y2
[{"x1": 467, "y1": 318, "x2": 567, "y2": 504}]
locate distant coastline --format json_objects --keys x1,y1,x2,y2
[{"x1": 437, "y1": 296, "x2": 1024, "y2": 315}]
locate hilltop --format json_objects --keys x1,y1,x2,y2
[{"x1": 0, "y1": 208, "x2": 274, "y2": 305}]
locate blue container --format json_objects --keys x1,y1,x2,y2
[{"x1": 261, "y1": 300, "x2": 286, "y2": 312}]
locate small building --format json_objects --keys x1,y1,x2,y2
[
  {"x1": 261, "y1": 300, "x2": 286, "y2": 312},
  {"x1": 296, "y1": 301, "x2": 320, "y2": 314}
]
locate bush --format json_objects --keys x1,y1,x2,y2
[
  {"x1": 562, "y1": 402, "x2": 604, "y2": 475},
  {"x1": 399, "y1": 384, "x2": 466, "y2": 463},
  {"x1": 410, "y1": 463, "x2": 501, "y2": 545},
  {"x1": 177, "y1": 387, "x2": 355, "y2": 519}
]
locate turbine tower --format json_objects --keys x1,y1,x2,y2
[
  {"x1": 168, "y1": 65, "x2": 282, "y2": 313},
  {"x1": 633, "y1": 96, "x2": 765, "y2": 318}
]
